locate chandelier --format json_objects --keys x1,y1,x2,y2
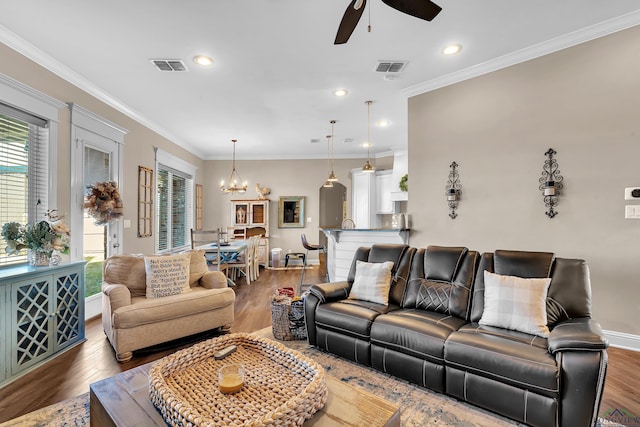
[
  {"x1": 362, "y1": 101, "x2": 375, "y2": 173},
  {"x1": 220, "y1": 139, "x2": 247, "y2": 194}
]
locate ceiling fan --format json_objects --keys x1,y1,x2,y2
[{"x1": 335, "y1": 0, "x2": 442, "y2": 44}]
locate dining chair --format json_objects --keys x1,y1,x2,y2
[
  {"x1": 251, "y1": 236, "x2": 261, "y2": 281},
  {"x1": 190, "y1": 228, "x2": 228, "y2": 275},
  {"x1": 226, "y1": 236, "x2": 254, "y2": 285}
]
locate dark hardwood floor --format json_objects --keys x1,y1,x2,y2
[{"x1": 0, "y1": 261, "x2": 638, "y2": 423}]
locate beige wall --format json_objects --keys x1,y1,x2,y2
[
  {"x1": 0, "y1": 42, "x2": 204, "y2": 255},
  {"x1": 408, "y1": 26, "x2": 640, "y2": 335},
  {"x1": 203, "y1": 158, "x2": 367, "y2": 261}
]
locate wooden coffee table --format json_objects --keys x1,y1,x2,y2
[{"x1": 90, "y1": 362, "x2": 400, "y2": 426}]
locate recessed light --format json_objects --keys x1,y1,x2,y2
[
  {"x1": 377, "y1": 120, "x2": 390, "y2": 127},
  {"x1": 333, "y1": 89, "x2": 348, "y2": 97},
  {"x1": 442, "y1": 44, "x2": 462, "y2": 55},
  {"x1": 361, "y1": 142, "x2": 372, "y2": 148},
  {"x1": 193, "y1": 55, "x2": 214, "y2": 66}
]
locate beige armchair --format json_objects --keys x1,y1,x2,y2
[{"x1": 101, "y1": 250, "x2": 235, "y2": 362}]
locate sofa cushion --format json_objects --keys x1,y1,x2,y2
[
  {"x1": 415, "y1": 279, "x2": 453, "y2": 314},
  {"x1": 348, "y1": 260, "x2": 394, "y2": 305},
  {"x1": 444, "y1": 323, "x2": 558, "y2": 398},
  {"x1": 112, "y1": 286, "x2": 235, "y2": 329},
  {"x1": 405, "y1": 247, "x2": 478, "y2": 320},
  {"x1": 315, "y1": 299, "x2": 397, "y2": 340},
  {"x1": 371, "y1": 309, "x2": 467, "y2": 364},
  {"x1": 479, "y1": 271, "x2": 552, "y2": 337},
  {"x1": 144, "y1": 253, "x2": 191, "y2": 298},
  {"x1": 103, "y1": 254, "x2": 147, "y2": 297},
  {"x1": 184, "y1": 249, "x2": 208, "y2": 286}
]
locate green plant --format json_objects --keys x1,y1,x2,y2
[{"x1": 399, "y1": 174, "x2": 408, "y2": 192}]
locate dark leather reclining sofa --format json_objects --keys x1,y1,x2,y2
[{"x1": 304, "y1": 244, "x2": 608, "y2": 427}]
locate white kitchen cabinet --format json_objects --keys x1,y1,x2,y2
[
  {"x1": 351, "y1": 168, "x2": 377, "y2": 229},
  {"x1": 376, "y1": 170, "x2": 396, "y2": 214},
  {"x1": 390, "y1": 149, "x2": 409, "y2": 202}
]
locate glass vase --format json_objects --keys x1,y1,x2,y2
[{"x1": 29, "y1": 250, "x2": 51, "y2": 266}]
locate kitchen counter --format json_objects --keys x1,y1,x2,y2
[{"x1": 321, "y1": 228, "x2": 410, "y2": 282}]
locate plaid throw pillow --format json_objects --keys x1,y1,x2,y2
[
  {"x1": 348, "y1": 260, "x2": 394, "y2": 305},
  {"x1": 479, "y1": 270, "x2": 552, "y2": 337}
]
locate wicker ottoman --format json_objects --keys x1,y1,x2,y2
[{"x1": 148, "y1": 333, "x2": 327, "y2": 426}]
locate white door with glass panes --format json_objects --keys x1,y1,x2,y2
[{"x1": 70, "y1": 108, "x2": 126, "y2": 319}]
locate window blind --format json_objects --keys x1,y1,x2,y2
[
  {"x1": 0, "y1": 103, "x2": 49, "y2": 266},
  {"x1": 156, "y1": 159, "x2": 194, "y2": 253}
]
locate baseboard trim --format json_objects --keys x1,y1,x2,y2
[{"x1": 603, "y1": 329, "x2": 640, "y2": 352}]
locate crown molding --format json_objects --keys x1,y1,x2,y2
[
  {"x1": 206, "y1": 153, "x2": 371, "y2": 161},
  {"x1": 0, "y1": 24, "x2": 204, "y2": 158},
  {"x1": 403, "y1": 10, "x2": 640, "y2": 98}
]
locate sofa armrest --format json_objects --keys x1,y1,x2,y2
[
  {"x1": 309, "y1": 281, "x2": 350, "y2": 303},
  {"x1": 200, "y1": 271, "x2": 228, "y2": 289},
  {"x1": 102, "y1": 283, "x2": 132, "y2": 312},
  {"x1": 548, "y1": 318, "x2": 609, "y2": 353}
]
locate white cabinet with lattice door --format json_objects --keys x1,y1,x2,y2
[{"x1": 1, "y1": 261, "x2": 86, "y2": 386}]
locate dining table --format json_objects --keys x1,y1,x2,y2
[
  {"x1": 196, "y1": 240, "x2": 249, "y2": 286},
  {"x1": 196, "y1": 240, "x2": 248, "y2": 262}
]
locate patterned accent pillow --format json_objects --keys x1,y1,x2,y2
[
  {"x1": 416, "y1": 279, "x2": 452, "y2": 314},
  {"x1": 144, "y1": 253, "x2": 191, "y2": 299},
  {"x1": 348, "y1": 260, "x2": 394, "y2": 305},
  {"x1": 479, "y1": 270, "x2": 552, "y2": 337}
]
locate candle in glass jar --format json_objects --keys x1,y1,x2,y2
[{"x1": 219, "y1": 364, "x2": 244, "y2": 394}]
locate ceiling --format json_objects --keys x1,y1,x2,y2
[{"x1": 1, "y1": 1, "x2": 640, "y2": 160}]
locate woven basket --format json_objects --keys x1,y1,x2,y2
[
  {"x1": 271, "y1": 296, "x2": 307, "y2": 341},
  {"x1": 148, "y1": 333, "x2": 327, "y2": 426}
]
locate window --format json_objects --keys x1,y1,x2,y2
[
  {"x1": 0, "y1": 104, "x2": 49, "y2": 266},
  {"x1": 155, "y1": 149, "x2": 195, "y2": 253}
]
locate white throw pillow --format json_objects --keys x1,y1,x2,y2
[
  {"x1": 144, "y1": 253, "x2": 191, "y2": 299},
  {"x1": 479, "y1": 270, "x2": 552, "y2": 337},
  {"x1": 348, "y1": 260, "x2": 394, "y2": 305}
]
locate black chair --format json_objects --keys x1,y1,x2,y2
[{"x1": 299, "y1": 234, "x2": 329, "y2": 294}]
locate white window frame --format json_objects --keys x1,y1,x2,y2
[
  {"x1": 155, "y1": 148, "x2": 196, "y2": 253},
  {"x1": 0, "y1": 73, "x2": 65, "y2": 264},
  {"x1": 0, "y1": 73, "x2": 65, "y2": 211}
]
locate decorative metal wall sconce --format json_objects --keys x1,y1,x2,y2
[
  {"x1": 539, "y1": 148, "x2": 564, "y2": 218},
  {"x1": 446, "y1": 161, "x2": 462, "y2": 219}
]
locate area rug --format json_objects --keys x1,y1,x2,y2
[{"x1": 1, "y1": 328, "x2": 624, "y2": 427}]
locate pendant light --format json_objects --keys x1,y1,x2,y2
[
  {"x1": 323, "y1": 133, "x2": 334, "y2": 188},
  {"x1": 220, "y1": 139, "x2": 247, "y2": 194},
  {"x1": 362, "y1": 101, "x2": 375, "y2": 173},
  {"x1": 327, "y1": 120, "x2": 338, "y2": 182}
]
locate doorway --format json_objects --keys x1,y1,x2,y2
[{"x1": 318, "y1": 182, "x2": 346, "y2": 248}]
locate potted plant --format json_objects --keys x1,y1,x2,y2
[{"x1": 2, "y1": 210, "x2": 70, "y2": 266}]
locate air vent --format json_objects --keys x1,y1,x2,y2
[
  {"x1": 343, "y1": 138, "x2": 354, "y2": 143},
  {"x1": 310, "y1": 138, "x2": 321, "y2": 144},
  {"x1": 151, "y1": 59, "x2": 188, "y2": 72},
  {"x1": 375, "y1": 61, "x2": 408, "y2": 73}
]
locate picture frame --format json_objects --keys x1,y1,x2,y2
[
  {"x1": 138, "y1": 166, "x2": 153, "y2": 237},
  {"x1": 278, "y1": 196, "x2": 305, "y2": 228}
]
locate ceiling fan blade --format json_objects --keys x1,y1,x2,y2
[
  {"x1": 380, "y1": 0, "x2": 442, "y2": 22},
  {"x1": 334, "y1": 0, "x2": 367, "y2": 45}
]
